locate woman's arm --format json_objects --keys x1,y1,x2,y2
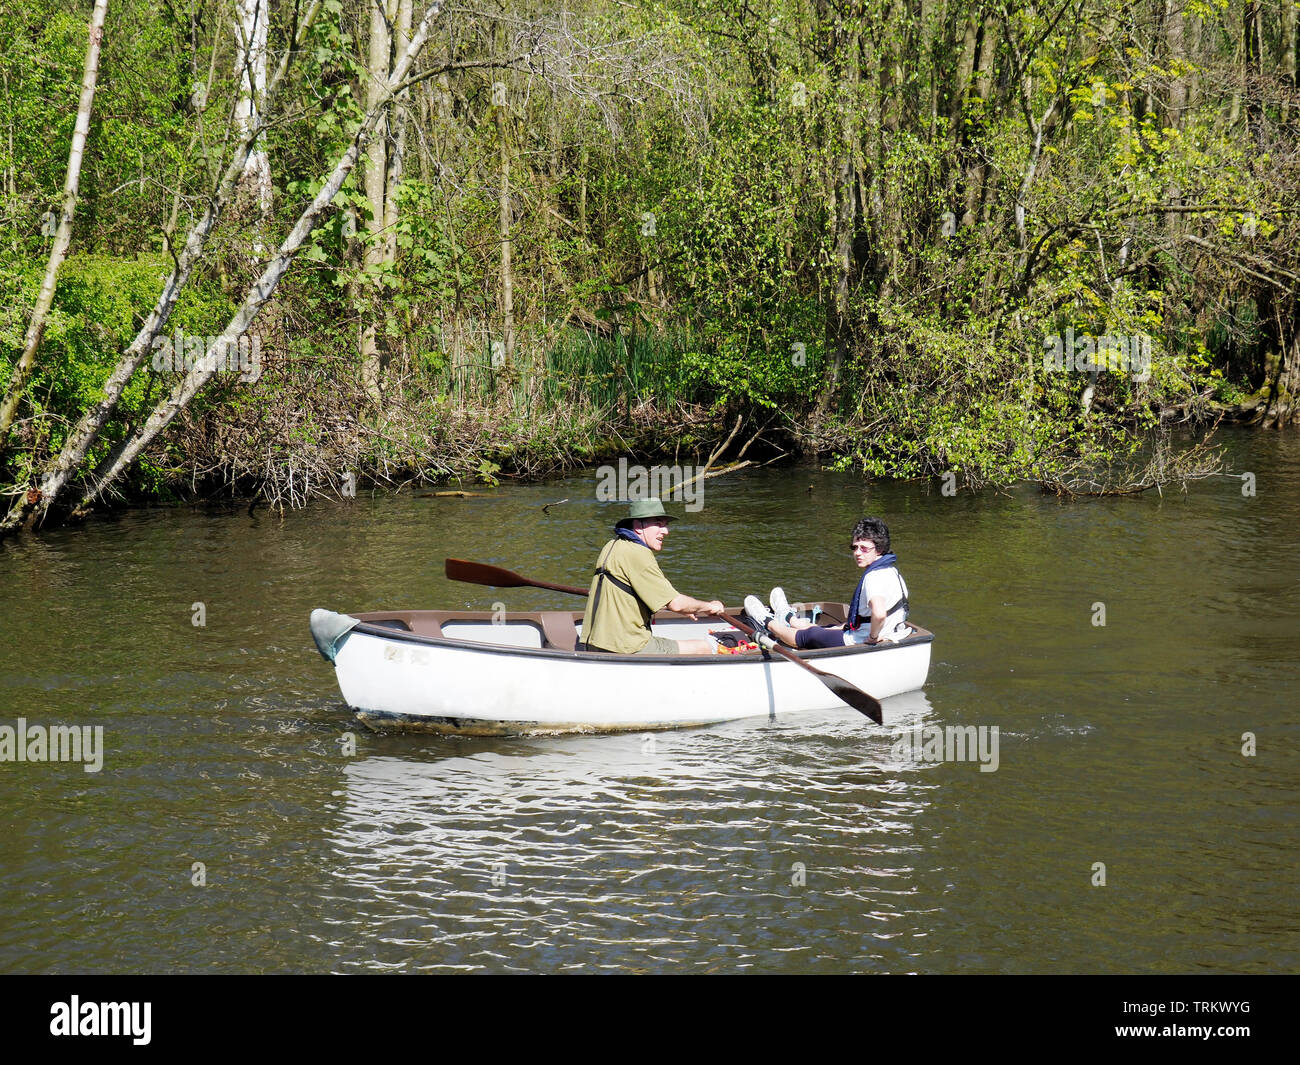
[{"x1": 864, "y1": 596, "x2": 891, "y2": 642}]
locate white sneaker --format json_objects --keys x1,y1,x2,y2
[
  {"x1": 743, "y1": 594, "x2": 773, "y2": 630},
  {"x1": 769, "y1": 587, "x2": 795, "y2": 626}
]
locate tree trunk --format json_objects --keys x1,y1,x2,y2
[
  {"x1": 360, "y1": 0, "x2": 393, "y2": 404},
  {"x1": 384, "y1": 0, "x2": 413, "y2": 367},
  {"x1": 3, "y1": 69, "x2": 16, "y2": 256},
  {"x1": 814, "y1": 0, "x2": 861, "y2": 419},
  {"x1": 498, "y1": 76, "x2": 515, "y2": 370},
  {"x1": 1165, "y1": 0, "x2": 1186, "y2": 236},
  {"x1": 962, "y1": 16, "x2": 996, "y2": 226},
  {"x1": 951, "y1": 8, "x2": 979, "y2": 131},
  {"x1": 0, "y1": 0, "x2": 109, "y2": 457},
  {"x1": 1261, "y1": 292, "x2": 1299, "y2": 429},
  {"x1": 1165, "y1": 0, "x2": 1186, "y2": 126},
  {"x1": 1235, "y1": 3, "x2": 1263, "y2": 135},
  {"x1": 67, "y1": 2, "x2": 447, "y2": 517},
  {"x1": 1188, "y1": 10, "x2": 1202, "y2": 113},
  {"x1": 1015, "y1": 98, "x2": 1058, "y2": 285},
  {"x1": 233, "y1": 0, "x2": 271, "y2": 216},
  {"x1": 578, "y1": 142, "x2": 588, "y2": 237},
  {"x1": 357, "y1": 0, "x2": 414, "y2": 403},
  {"x1": 1283, "y1": 0, "x2": 1297, "y2": 127},
  {"x1": 3, "y1": 2, "x2": 325, "y2": 533}
]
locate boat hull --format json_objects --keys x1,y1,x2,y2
[{"x1": 311, "y1": 608, "x2": 933, "y2": 736}]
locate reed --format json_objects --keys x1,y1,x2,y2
[{"x1": 443, "y1": 326, "x2": 701, "y2": 416}]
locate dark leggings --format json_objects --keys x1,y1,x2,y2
[{"x1": 794, "y1": 624, "x2": 848, "y2": 650}]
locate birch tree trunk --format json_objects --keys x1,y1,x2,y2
[
  {"x1": 1014, "y1": 97, "x2": 1059, "y2": 285},
  {"x1": 383, "y1": 0, "x2": 413, "y2": 265},
  {"x1": 384, "y1": 0, "x2": 413, "y2": 374},
  {"x1": 68, "y1": 1, "x2": 446, "y2": 516},
  {"x1": 3, "y1": 2, "x2": 325, "y2": 532},
  {"x1": 0, "y1": 0, "x2": 109, "y2": 457},
  {"x1": 233, "y1": 0, "x2": 272, "y2": 216}
]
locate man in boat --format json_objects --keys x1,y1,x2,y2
[
  {"x1": 578, "y1": 498, "x2": 726, "y2": 655},
  {"x1": 744, "y1": 516, "x2": 910, "y2": 650}
]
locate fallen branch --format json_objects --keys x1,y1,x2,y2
[{"x1": 1038, "y1": 423, "x2": 1224, "y2": 498}]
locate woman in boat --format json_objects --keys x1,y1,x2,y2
[
  {"x1": 744, "y1": 517, "x2": 910, "y2": 650},
  {"x1": 578, "y1": 498, "x2": 726, "y2": 655}
]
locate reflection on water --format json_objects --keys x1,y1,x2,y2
[{"x1": 320, "y1": 695, "x2": 940, "y2": 973}]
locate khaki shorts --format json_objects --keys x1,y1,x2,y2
[{"x1": 632, "y1": 634, "x2": 681, "y2": 656}]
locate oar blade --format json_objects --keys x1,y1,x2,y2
[
  {"x1": 446, "y1": 557, "x2": 591, "y2": 597},
  {"x1": 445, "y1": 558, "x2": 530, "y2": 588},
  {"x1": 814, "y1": 669, "x2": 884, "y2": 725}
]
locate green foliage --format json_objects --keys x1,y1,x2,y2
[
  {"x1": 1, "y1": 254, "x2": 234, "y2": 476},
  {"x1": 3, "y1": 0, "x2": 1291, "y2": 512},
  {"x1": 0, "y1": 6, "x2": 86, "y2": 252}
]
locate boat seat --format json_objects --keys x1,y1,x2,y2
[
  {"x1": 539, "y1": 611, "x2": 578, "y2": 652},
  {"x1": 405, "y1": 616, "x2": 444, "y2": 638}
]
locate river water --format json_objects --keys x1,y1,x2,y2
[{"x1": 1, "y1": 427, "x2": 1296, "y2": 973}]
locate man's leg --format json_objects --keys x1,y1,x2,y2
[{"x1": 635, "y1": 634, "x2": 716, "y2": 656}]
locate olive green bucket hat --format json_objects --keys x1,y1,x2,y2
[{"x1": 615, "y1": 497, "x2": 678, "y2": 528}]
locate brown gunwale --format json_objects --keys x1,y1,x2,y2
[{"x1": 344, "y1": 607, "x2": 934, "y2": 664}]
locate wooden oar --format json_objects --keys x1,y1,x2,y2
[
  {"x1": 445, "y1": 557, "x2": 589, "y2": 597},
  {"x1": 445, "y1": 557, "x2": 884, "y2": 725}
]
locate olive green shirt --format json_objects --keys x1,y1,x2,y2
[{"x1": 580, "y1": 538, "x2": 679, "y2": 653}]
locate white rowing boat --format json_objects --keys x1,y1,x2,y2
[{"x1": 310, "y1": 605, "x2": 933, "y2": 736}]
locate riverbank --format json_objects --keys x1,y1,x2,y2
[{"x1": 0, "y1": 254, "x2": 1277, "y2": 525}]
